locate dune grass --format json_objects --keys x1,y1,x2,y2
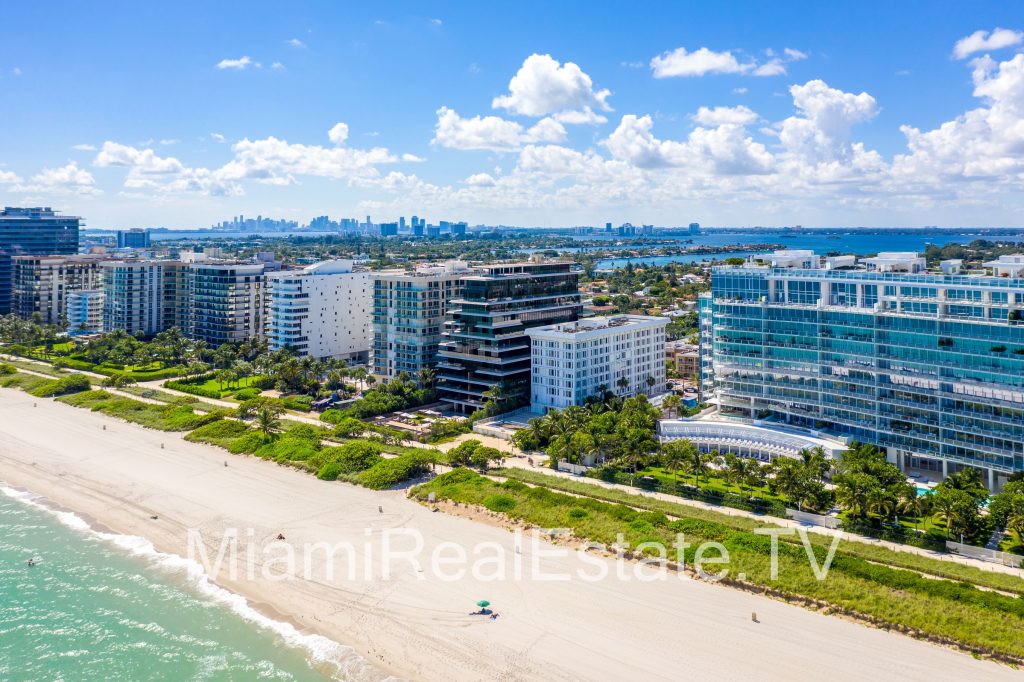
[
  {"x1": 492, "y1": 467, "x2": 1024, "y2": 595},
  {"x1": 416, "y1": 469, "x2": 1024, "y2": 663},
  {"x1": 57, "y1": 390, "x2": 223, "y2": 431}
]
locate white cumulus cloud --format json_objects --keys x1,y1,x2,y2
[
  {"x1": 432, "y1": 107, "x2": 565, "y2": 151},
  {"x1": 14, "y1": 162, "x2": 100, "y2": 196},
  {"x1": 953, "y1": 28, "x2": 1023, "y2": 59},
  {"x1": 693, "y1": 105, "x2": 759, "y2": 126},
  {"x1": 217, "y1": 56, "x2": 253, "y2": 70},
  {"x1": 492, "y1": 54, "x2": 611, "y2": 121},
  {"x1": 650, "y1": 47, "x2": 752, "y2": 77},
  {"x1": 328, "y1": 122, "x2": 349, "y2": 145}
]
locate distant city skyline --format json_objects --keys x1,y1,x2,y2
[{"x1": 2, "y1": 2, "x2": 1024, "y2": 228}]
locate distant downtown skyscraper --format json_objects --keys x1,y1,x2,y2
[{"x1": 0, "y1": 207, "x2": 80, "y2": 314}]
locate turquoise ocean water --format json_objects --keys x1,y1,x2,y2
[{"x1": 0, "y1": 485, "x2": 377, "y2": 682}]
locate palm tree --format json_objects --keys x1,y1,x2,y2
[
  {"x1": 662, "y1": 394, "x2": 681, "y2": 419},
  {"x1": 417, "y1": 367, "x2": 436, "y2": 390},
  {"x1": 898, "y1": 487, "x2": 930, "y2": 531},
  {"x1": 728, "y1": 455, "x2": 750, "y2": 496},
  {"x1": 616, "y1": 376, "x2": 629, "y2": 394},
  {"x1": 256, "y1": 405, "x2": 281, "y2": 439},
  {"x1": 350, "y1": 367, "x2": 367, "y2": 391},
  {"x1": 661, "y1": 439, "x2": 692, "y2": 488},
  {"x1": 745, "y1": 461, "x2": 767, "y2": 499},
  {"x1": 835, "y1": 473, "x2": 875, "y2": 518},
  {"x1": 867, "y1": 487, "x2": 897, "y2": 521},
  {"x1": 1006, "y1": 502, "x2": 1024, "y2": 548},
  {"x1": 685, "y1": 448, "x2": 715, "y2": 491}
]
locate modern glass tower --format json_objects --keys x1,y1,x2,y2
[
  {"x1": 190, "y1": 262, "x2": 266, "y2": 346},
  {"x1": 437, "y1": 260, "x2": 582, "y2": 413},
  {"x1": 705, "y1": 250, "x2": 1024, "y2": 490},
  {"x1": 371, "y1": 261, "x2": 473, "y2": 378},
  {"x1": 0, "y1": 207, "x2": 80, "y2": 314}
]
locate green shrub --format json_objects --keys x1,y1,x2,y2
[
  {"x1": 281, "y1": 395, "x2": 313, "y2": 411},
  {"x1": 0, "y1": 363, "x2": 15, "y2": 375},
  {"x1": 29, "y1": 374, "x2": 91, "y2": 397},
  {"x1": 310, "y1": 441, "x2": 382, "y2": 474},
  {"x1": 319, "y1": 408, "x2": 344, "y2": 424},
  {"x1": 186, "y1": 420, "x2": 252, "y2": 447},
  {"x1": 567, "y1": 507, "x2": 589, "y2": 521},
  {"x1": 281, "y1": 423, "x2": 323, "y2": 441},
  {"x1": 500, "y1": 479, "x2": 529, "y2": 493},
  {"x1": 483, "y1": 494, "x2": 517, "y2": 513},
  {"x1": 228, "y1": 432, "x2": 268, "y2": 454},
  {"x1": 446, "y1": 439, "x2": 481, "y2": 467},
  {"x1": 331, "y1": 416, "x2": 368, "y2": 438},
  {"x1": 165, "y1": 378, "x2": 222, "y2": 399},
  {"x1": 233, "y1": 387, "x2": 262, "y2": 401},
  {"x1": 316, "y1": 461, "x2": 346, "y2": 481},
  {"x1": 255, "y1": 438, "x2": 321, "y2": 462},
  {"x1": 353, "y1": 452, "x2": 430, "y2": 490}
]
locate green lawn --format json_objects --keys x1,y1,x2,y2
[
  {"x1": 639, "y1": 465, "x2": 786, "y2": 504},
  {"x1": 179, "y1": 374, "x2": 265, "y2": 398}
]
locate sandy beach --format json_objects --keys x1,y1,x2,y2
[{"x1": 0, "y1": 388, "x2": 1018, "y2": 682}]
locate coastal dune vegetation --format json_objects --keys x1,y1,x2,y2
[{"x1": 414, "y1": 469, "x2": 1024, "y2": 663}]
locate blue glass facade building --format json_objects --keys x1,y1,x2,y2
[
  {"x1": 704, "y1": 252, "x2": 1024, "y2": 489},
  {"x1": 0, "y1": 207, "x2": 80, "y2": 314}
]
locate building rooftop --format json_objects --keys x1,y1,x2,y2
[
  {"x1": 1, "y1": 206, "x2": 81, "y2": 220},
  {"x1": 734, "y1": 250, "x2": 1024, "y2": 281},
  {"x1": 527, "y1": 314, "x2": 667, "y2": 337}
]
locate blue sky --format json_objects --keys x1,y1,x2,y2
[{"x1": 1, "y1": 1, "x2": 1023, "y2": 228}]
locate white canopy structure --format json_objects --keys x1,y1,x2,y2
[{"x1": 658, "y1": 420, "x2": 847, "y2": 462}]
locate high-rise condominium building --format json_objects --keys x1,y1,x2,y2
[
  {"x1": 526, "y1": 315, "x2": 667, "y2": 413},
  {"x1": 101, "y1": 261, "x2": 172, "y2": 336},
  {"x1": 371, "y1": 260, "x2": 474, "y2": 378},
  {"x1": 190, "y1": 262, "x2": 266, "y2": 346},
  {"x1": 704, "y1": 250, "x2": 1024, "y2": 490},
  {"x1": 116, "y1": 228, "x2": 151, "y2": 249},
  {"x1": 161, "y1": 261, "x2": 193, "y2": 333},
  {"x1": 0, "y1": 207, "x2": 80, "y2": 314},
  {"x1": 438, "y1": 260, "x2": 582, "y2": 413},
  {"x1": 66, "y1": 289, "x2": 104, "y2": 334},
  {"x1": 13, "y1": 254, "x2": 107, "y2": 325},
  {"x1": 267, "y1": 260, "x2": 372, "y2": 361}
]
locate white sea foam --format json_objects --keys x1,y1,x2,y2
[{"x1": 0, "y1": 482, "x2": 399, "y2": 682}]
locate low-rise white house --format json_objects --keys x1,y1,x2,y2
[
  {"x1": 526, "y1": 314, "x2": 668, "y2": 412},
  {"x1": 266, "y1": 260, "x2": 372, "y2": 362}
]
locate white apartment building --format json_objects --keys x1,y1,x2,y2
[
  {"x1": 66, "y1": 289, "x2": 104, "y2": 334},
  {"x1": 526, "y1": 314, "x2": 668, "y2": 412},
  {"x1": 266, "y1": 260, "x2": 372, "y2": 361},
  {"x1": 13, "y1": 254, "x2": 107, "y2": 324}
]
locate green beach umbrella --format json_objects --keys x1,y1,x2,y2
[{"x1": 476, "y1": 600, "x2": 490, "y2": 607}]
